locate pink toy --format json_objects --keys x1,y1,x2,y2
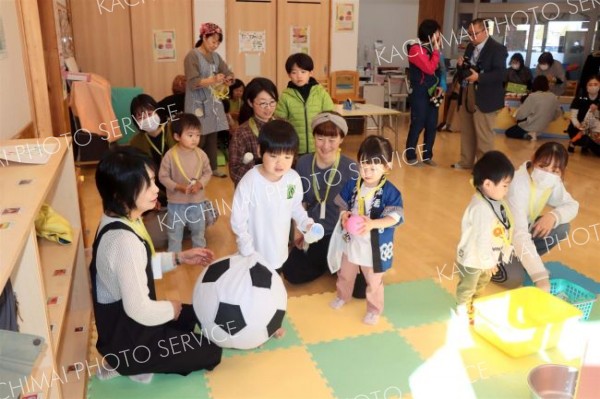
[{"x1": 345, "y1": 215, "x2": 365, "y2": 235}]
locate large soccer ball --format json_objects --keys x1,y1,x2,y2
[{"x1": 192, "y1": 254, "x2": 287, "y2": 349}]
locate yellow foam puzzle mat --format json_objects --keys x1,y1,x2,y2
[{"x1": 87, "y1": 278, "x2": 596, "y2": 398}]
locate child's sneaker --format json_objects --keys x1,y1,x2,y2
[
  {"x1": 329, "y1": 297, "x2": 345, "y2": 309},
  {"x1": 363, "y1": 312, "x2": 380, "y2": 325}
]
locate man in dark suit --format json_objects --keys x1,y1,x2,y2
[{"x1": 452, "y1": 19, "x2": 508, "y2": 169}]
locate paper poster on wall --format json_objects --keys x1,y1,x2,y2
[
  {"x1": 0, "y1": 17, "x2": 6, "y2": 59},
  {"x1": 239, "y1": 31, "x2": 266, "y2": 53},
  {"x1": 153, "y1": 29, "x2": 176, "y2": 62},
  {"x1": 335, "y1": 3, "x2": 355, "y2": 32},
  {"x1": 245, "y1": 53, "x2": 261, "y2": 76},
  {"x1": 290, "y1": 26, "x2": 310, "y2": 54}
]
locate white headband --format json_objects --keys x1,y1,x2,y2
[{"x1": 311, "y1": 113, "x2": 348, "y2": 136}]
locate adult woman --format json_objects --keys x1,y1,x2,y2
[
  {"x1": 567, "y1": 75, "x2": 600, "y2": 154},
  {"x1": 492, "y1": 142, "x2": 579, "y2": 291},
  {"x1": 405, "y1": 19, "x2": 444, "y2": 166},
  {"x1": 129, "y1": 94, "x2": 177, "y2": 249},
  {"x1": 505, "y1": 52, "x2": 533, "y2": 90},
  {"x1": 228, "y1": 79, "x2": 245, "y2": 124},
  {"x1": 505, "y1": 76, "x2": 562, "y2": 140},
  {"x1": 535, "y1": 52, "x2": 566, "y2": 96},
  {"x1": 93, "y1": 147, "x2": 221, "y2": 381},
  {"x1": 228, "y1": 77, "x2": 278, "y2": 186},
  {"x1": 184, "y1": 22, "x2": 234, "y2": 178},
  {"x1": 280, "y1": 112, "x2": 365, "y2": 297}
]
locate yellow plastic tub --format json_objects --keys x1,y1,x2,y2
[{"x1": 473, "y1": 287, "x2": 583, "y2": 357}]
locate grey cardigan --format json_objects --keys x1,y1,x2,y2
[{"x1": 516, "y1": 91, "x2": 562, "y2": 132}]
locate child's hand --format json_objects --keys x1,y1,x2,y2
[
  {"x1": 188, "y1": 181, "x2": 203, "y2": 194},
  {"x1": 356, "y1": 215, "x2": 373, "y2": 236},
  {"x1": 590, "y1": 104, "x2": 598, "y2": 112},
  {"x1": 491, "y1": 265, "x2": 499, "y2": 275},
  {"x1": 293, "y1": 229, "x2": 304, "y2": 249},
  {"x1": 175, "y1": 184, "x2": 188, "y2": 194},
  {"x1": 171, "y1": 300, "x2": 182, "y2": 320},
  {"x1": 340, "y1": 211, "x2": 351, "y2": 229}
]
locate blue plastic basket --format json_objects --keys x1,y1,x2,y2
[{"x1": 550, "y1": 279, "x2": 597, "y2": 320}]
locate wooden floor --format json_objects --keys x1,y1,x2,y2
[{"x1": 79, "y1": 121, "x2": 600, "y2": 303}]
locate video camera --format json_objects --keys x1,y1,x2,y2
[{"x1": 457, "y1": 56, "x2": 480, "y2": 81}]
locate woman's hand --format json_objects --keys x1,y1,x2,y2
[
  {"x1": 214, "y1": 73, "x2": 226, "y2": 84},
  {"x1": 590, "y1": 104, "x2": 598, "y2": 113},
  {"x1": 534, "y1": 278, "x2": 551, "y2": 293},
  {"x1": 178, "y1": 248, "x2": 215, "y2": 266},
  {"x1": 531, "y1": 213, "x2": 556, "y2": 238},
  {"x1": 171, "y1": 300, "x2": 182, "y2": 320}
]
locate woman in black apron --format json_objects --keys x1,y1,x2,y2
[{"x1": 92, "y1": 146, "x2": 221, "y2": 382}]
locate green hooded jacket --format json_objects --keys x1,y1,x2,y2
[{"x1": 275, "y1": 80, "x2": 334, "y2": 154}]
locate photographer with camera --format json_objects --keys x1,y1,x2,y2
[
  {"x1": 452, "y1": 19, "x2": 508, "y2": 170},
  {"x1": 405, "y1": 19, "x2": 446, "y2": 167}
]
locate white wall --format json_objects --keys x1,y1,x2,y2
[
  {"x1": 330, "y1": 0, "x2": 359, "y2": 72},
  {"x1": 0, "y1": 0, "x2": 33, "y2": 139},
  {"x1": 357, "y1": 0, "x2": 419, "y2": 71},
  {"x1": 193, "y1": 0, "x2": 228, "y2": 60},
  {"x1": 194, "y1": 0, "x2": 360, "y2": 73}
]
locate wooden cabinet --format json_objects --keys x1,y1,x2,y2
[
  {"x1": 226, "y1": 0, "x2": 331, "y2": 91},
  {"x1": 0, "y1": 137, "x2": 91, "y2": 399}
]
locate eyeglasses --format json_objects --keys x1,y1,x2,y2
[
  {"x1": 255, "y1": 101, "x2": 277, "y2": 110},
  {"x1": 470, "y1": 29, "x2": 486, "y2": 38}
]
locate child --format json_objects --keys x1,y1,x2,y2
[
  {"x1": 159, "y1": 113, "x2": 212, "y2": 253},
  {"x1": 455, "y1": 151, "x2": 515, "y2": 321},
  {"x1": 275, "y1": 53, "x2": 334, "y2": 155},
  {"x1": 330, "y1": 136, "x2": 404, "y2": 325},
  {"x1": 230, "y1": 119, "x2": 314, "y2": 272}
]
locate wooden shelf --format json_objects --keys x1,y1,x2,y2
[
  {"x1": 39, "y1": 228, "x2": 82, "y2": 352},
  {"x1": 58, "y1": 309, "x2": 93, "y2": 399},
  {"x1": 1, "y1": 137, "x2": 91, "y2": 399}
]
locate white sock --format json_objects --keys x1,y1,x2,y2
[
  {"x1": 129, "y1": 373, "x2": 154, "y2": 384},
  {"x1": 96, "y1": 365, "x2": 120, "y2": 381}
]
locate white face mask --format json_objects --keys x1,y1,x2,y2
[
  {"x1": 511, "y1": 63, "x2": 520, "y2": 70},
  {"x1": 138, "y1": 114, "x2": 161, "y2": 132},
  {"x1": 587, "y1": 86, "x2": 599, "y2": 95},
  {"x1": 538, "y1": 64, "x2": 549, "y2": 71},
  {"x1": 531, "y1": 167, "x2": 560, "y2": 189}
]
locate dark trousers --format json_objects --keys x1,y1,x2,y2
[
  {"x1": 405, "y1": 88, "x2": 438, "y2": 161},
  {"x1": 281, "y1": 234, "x2": 367, "y2": 298},
  {"x1": 492, "y1": 223, "x2": 570, "y2": 288},
  {"x1": 505, "y1": 124, "x2": 528, "y2": 139}
]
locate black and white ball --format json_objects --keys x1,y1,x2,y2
[{"x1": 192, "y1": 254, "x2": 287, "y2": 349}]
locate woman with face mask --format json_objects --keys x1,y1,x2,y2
[
  {"x1": 129, "y1": 94, "x2": 178, "y2": 249},
  {"x1": 491, "y1": 142, "x2": 579, "y2": 292},
  {"x1": 505, "y1": 52, "x2": 532, "y2": 91},
  {"x1": 567, "y1": 75, "x2": 600, "y2": 154},
  {"x1": 535, "y1": 52, "x2": 566, "y2": 96}
]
